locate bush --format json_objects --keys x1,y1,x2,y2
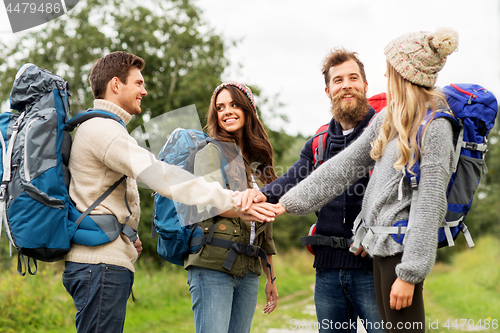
[{"x1": 0, "y1": 260, "x2": 74, "y2": 333}]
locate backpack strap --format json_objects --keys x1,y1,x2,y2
[
  {"x1": 190, "y1": 224, "x2": 276, "y2": 283},
  {"x1": 68, "y1": 110, "x2": 136, "y2": 243},
  {"x1": 300, "y1": 234, "x2": 352, "y2": 249},
  {"x1": 352, "y1": 219, "x2": 476, "y2": 248},
  {"x1": 1, "y1": 112, "x2": 26, "y2": 186},
  {"x1": 56, "y1": 81, "x2": 71, "y2": 121},
  {"x1": 205, "y1": 139, "x2": 230, "y2": 188},
  {"x1": 350, "y1": 208, "x2": 411, "y2": 252},
  {"x1": 73, "y1": 174, "x2": 138, "y2": 245},
  {"x1": 0, "y1": 112, "x2": 27, "y2": 251},
  {"x1": 349, "y1": 213, "x2": 365, "y2": 253},
  {"x1": 403, "y1": 153, "x2": 420, "y2": 246},
  {"x1": 185, "y1": 139, "x2": 230, "y2": 188},
  {"x1": 75, "y1": 176, "x2": 126, "y2": 226},
  {"x1": 16, "y1": 251, "x2": 38, "y2": 276},
  {"x1": 312, "y1": 124, "x2": 329, "y2": 169},
  {"x1": 402, "y1": 110, "x2": 461, "y2": 246},
  {"x1": 357, "y1": 110, "x2": 475, "y2": 248},
  {"x1": 65, "y1": 108, "x2": 127, "y2": 131},
  {"x1": 430, "y1": 110, "x2": 463, "y2": 172},
  {"x1": 176, "y1": 138, "x2": 273, "y2": 278}
]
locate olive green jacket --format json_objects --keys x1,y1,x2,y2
[{"x1": 184, "y1": 142, "x2": 276, "y2": 276}]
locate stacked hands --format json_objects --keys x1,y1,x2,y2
[{"x1": 232, "y1": 189, "x2": 285, "y2": 222}]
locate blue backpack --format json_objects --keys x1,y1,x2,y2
[
  {"x1": 1, "y1": 64, "x2": 136, "y2": 275},
  {"x1": 351, "y1": 83, "x2": 498, "y2": 251},
  {"x1": 152, "y1": 128, "x2": 228, "y2": 266}
]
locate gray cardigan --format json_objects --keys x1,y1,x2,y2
[{"x1": 280, "y1": 110, "x2": 455, "y2": 284}]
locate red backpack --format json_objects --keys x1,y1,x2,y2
[{"x1": 305, "y1": 93, "x2": 387, "y2": 254}]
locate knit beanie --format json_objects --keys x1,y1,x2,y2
[
  {"x1": 211, "y1": 82, "x2": 257, "y2": 113},
  {"x1": 384, "y1": 27, "x2": 459, "y2": 87}
]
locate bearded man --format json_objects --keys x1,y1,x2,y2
[{"x1": 260, "y1": 48, "x2": 383, "y2": 333}]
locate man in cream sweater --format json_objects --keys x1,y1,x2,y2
[{"x1": 62, "y1": 51, "x2": 272, "y2": 333}]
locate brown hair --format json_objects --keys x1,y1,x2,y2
[
  {"x1": 89, "y1": 51, "x2": 145, "y2": 99},
  {"x1": 205, "y1": 86, "x2": 277, "y2": 186},
  {"x1": 321, "y1": 47, "x2": 367, "y2": 86}
]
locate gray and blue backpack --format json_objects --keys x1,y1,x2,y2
[
  {"x1": 351, "y1": 83, "x2": 498, "y2": 251},
  {"x1": 1, "y1": 64, "x2": 136, "y2": 275},
  {"x1": 151, "y1": 128, "x2": 228, "y2": 266}
]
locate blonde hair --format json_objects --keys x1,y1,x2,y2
[{"x1": 370, "y1": 62, "x2": 449, "y2": 172}]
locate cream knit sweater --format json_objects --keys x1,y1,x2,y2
[{"x1": 66, "y1": 100, "x2": 238, "y2": 272}]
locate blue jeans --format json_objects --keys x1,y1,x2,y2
[
  {"x1": 187, "y1": 266, "x2": 259, "y2": 333},
  {"x1": 62, "y1": 262, "x2": 134, "y2": 333},
  {"x1": 314, "y1": 268, "x2": 384, "y2": 333}
]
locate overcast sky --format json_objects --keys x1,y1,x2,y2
[
  {"x1": 195, "y1": 0, "x2": 500, "y2": 136},
  {"x1": 1, "y1": 0, "x2": 499, "y2": 136}
]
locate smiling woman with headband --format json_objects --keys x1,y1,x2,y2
[{"x1": 185, "y1": 82, "x2": 279, "y2": 333}]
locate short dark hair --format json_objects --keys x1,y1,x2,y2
[
  {"x1": 321, "y1": 47, "x2": 367, "y2": 86},
  {"x1": 89, "y1": 51, "x2": 145, "y2": 99}
]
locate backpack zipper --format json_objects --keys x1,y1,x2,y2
[{"x1": 450, "y1": 83, "x2": 477, "y2": 104}]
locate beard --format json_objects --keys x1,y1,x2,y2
[{"x1": 330, "y1": 89, "x2": 369, "y2": 125}]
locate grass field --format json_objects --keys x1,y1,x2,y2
[
  {"x1": 0, "y1": 236, "x2": 499, "y2": 333},
  {"x1": 423, "y1": 235, "x2": 500, "y2": 332}
]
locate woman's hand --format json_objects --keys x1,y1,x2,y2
[
  {"x1": 390, "y1": 277, "x2": 415, "y2": 310},
  {"x1": 239, "y1": 202, "x2": 278, "y2": 222},
  {"x1": 352, "y1": 245, "x2": 369, "y2": 257},
  {"x1": 237, "y1": 189, "x2": 268, "y2": 211},
  {"x1": 263, "y1": 280, "x2": 279, "y2": 314},
  {"x1": 262, "y1": 255, "x2": 278, "y2": 314},
  {"x1": 275, "y1": 202, "x2": 286, "y2": 217}
]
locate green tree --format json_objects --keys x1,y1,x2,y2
[
  {"x1": 0, "y1": 0, "x2": 229, "y2": 125},
  {"x1": 0, "y1": 0, "x2": 295, "y2": 260},
  {"x1": 0, "y1": 0, "x2": 231, "y2": 260}
]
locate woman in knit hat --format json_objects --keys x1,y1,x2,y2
[
  {"x1": 185, "y1": 82, "x2": 279, "y2": 333},
  {"x1": 275, "y1": 27, "x2": 459, "y2": 332}
]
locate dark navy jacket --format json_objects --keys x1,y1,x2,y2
[{"x1": 261, "y1": 108, "x2": 375, "y2": 270}]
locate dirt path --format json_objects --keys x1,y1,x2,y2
[{"x1": 259, "y1": 284, "x2": 367, "y2": 333}]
